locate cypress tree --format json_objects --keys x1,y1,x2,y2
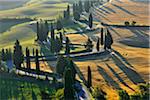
[
  {"x1": 104, "y1": 33, "x2": 107, "y2": 50},
  {"x1": 89, "y1": 13, "x2": 93, "y2": 29},
  {"x1": 55, "y1": 36, "x2": 62, "y2": 54},
  {"x1": 64, "y1": 68, "x2": 75, "y2": 100},
  {"x1": 13, "y1": 40, "x2": 24, "y2": 69},
  {"x1": 51, "y1": 23, "x2": 55, "y2": 40},
  {"x1": 87, "y1": 66, "x2": 92, "y2": 88},
  {"x1": 85, "y1": 38, "x2": 93, "y2": 52},
  {"x1": 56, "y1": 19, "x2": 63, "y2": 31},
  {"x1": 45, "y1": 20, "x2": 49, "y2": 39},
  {"x1": 1, "y1": 49, "x2": 5, "y2": 61},
  {"x1": 79, "y1": 1, "x2": 83, "y2": 13},
  {"x1": 36, "y1": 20, "x2": 49, "y2": 42},
  {"x1": 64, "y1": 10, "x2": 67, "y2": 19},
  {"x1": 73, "y1": 3, "x2": 76, "y2": 19},
  {"x1": 65, "y1": 37, "x2": 70, "y2": 55},
  {"x1": 69, "y1": 60, "x2": 76, "y2": 84},
  {"x1": 66, "y1": 5, "x2": 70, "y2": 19},
  {"x1": 32, "y1": 48, "x2": 35, "y2": 56},
  {"x1": 73, "y1": 3, "x2": 80, "y2": 21},
  {"x1": 8, "y1": 48, "x2": 12, "y2": 60},
  {"x1": 59, "y1": 32, "x2": 63, "y2": 44},
  {"x1": 96, "y1": 37, "x2": 100, "y2": 52},
  {"x1": 101, "y1": 28, "x2": 104, "y2": 45},
  {"x1": 56, "y1": 56, "x2": 68, "y2": 76},
  {"x1": 104, "y1": 29, "x2": 113, "y2": 50},
  {"x1": 37, "y1": 21, "x2": 40, "y2": 40},
  {"x1": 84, "y1": 0, "x2": 90, "y2": 13},
  {"x1": 26, "y1": 47, "x2": 30, "y2": 70},
  {"x1": 5, "y1": 49, "x2": 9, "y2": 60},
  {"x1": 35, "y1": 49, "x2": 40, "y2": 73}
]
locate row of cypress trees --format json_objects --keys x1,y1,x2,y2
[
  {"x1": 96, "y1": 28, "x2": 113, "y2": 51},
  {"x1": 1, "y1": 48, "x2": 12, "y2": 61},
  {"x1": 37, "y1": 20, "x2": 49, "y2": 42}
]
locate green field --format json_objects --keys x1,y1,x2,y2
[
  {"x1": 0, "y1": 73, "x2": 55, "y2": 100},
  {"x1": 0, "y1": 0, "x2": 81, "y2": 51}
]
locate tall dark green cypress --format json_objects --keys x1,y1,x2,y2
[
  {"x1": 64, "y1": 68, "x2": 75, "y2": 100},
  {"x1": 51, "y1": 23, "x2": 55, "y2": 40},
  {"x1": 45, "y1": 20, "x2": 49, "y2": 38},
  {"x1": 26, "y1": 47, "x2": 30, "y2": 69},
  {"x1": 87, "y1": 66, "x2": 92, "y2": 88},
  {"x1": 101, "y1": 28, "x2": 104, "y2": 45},
  {"x1": 104, "y1": 29, "x2": 113, "y2": 50},
  {"x1": 79, "y1": 1, "x2": 83, "y2": 13},
  {"x1": 69, "y1": 60, "x2": 76, "y2": 84},
  {"x1": 1, "y1": 49, "x2": 5, "y2": 61},
  {"x1": 35, "y1": 49, "x2": 40, "y2": 73},
  {"x1": 59, "y1": 32, "x2": 63, "y2": 44},
  {"x1": 96, "y1": 37, "x2": 100, "y2": 51},
  {"x1": 32, "y1": 48, "x2": 35, "y2": 56},
  {"x1": 8, "y1": 48, "x2": 12, "y2": 60},
  {"x1": 65, "y1": 37, "x2": 70, "y2": 55},
  {"x1": 89, "y1": 13, "x2": 93, "y2": 29},
  {"x1": 56, "y1": 19, "x2": 63, "y2": 31},
  {"x1": 66, "y1": 5, "x2": 70, "y2": 19},
  {"x1": 37, "y1": 21, "x2": 39, "y2": 40},
  {"x1": 84, "y1": 0, "x2": 90, "y2": 13},
  {"x1": 13, "y1": 40, "x2": 24, "y2": 69}
]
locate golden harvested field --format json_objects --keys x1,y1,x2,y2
[{"x1": 65, "y1": 0, "x2": 150, "y2": 99}]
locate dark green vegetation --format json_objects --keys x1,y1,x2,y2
[
  {"x1": 118, "y1": 83, "x2": 149, "y2": 100},
  {"x1": 0, "y1": 73, "x2": 55, "y2": 100}
]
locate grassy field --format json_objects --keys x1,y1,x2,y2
[
  {"x1": 0, "y1": 73, "x2": 55, "y2": 100},
  {"x1": 0, "y1": 0, "x2": 77, "y2": 50},
  {"x1": 0, "y1": 0, "x2": 74, "y2": 19}
]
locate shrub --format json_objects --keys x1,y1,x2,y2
[
  {"x1": 138, "y1": 83, "x2": 149, "y2": 100},
  {"x1": 124, "y1": 21, "x2": 130, "y2": 26},
  {"x1": 92, "y1": 87, "x2": 106, "y2": 100},
  {"x1": 130, "y1": 94, "x2": 141, "y2": 100},
  {"x1": 55, "y1": 88, "x2": 64, "y2": 100},
  {"x1": 118, "y1": 90, "x2": 130, "y2": 100},
  {"x1": 132, "y1": 21, "x2": 136, "y2": 26}
]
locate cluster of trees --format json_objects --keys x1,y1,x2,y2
[
  {"x1": 72, "y1": 1, "x2": 93, "y2": 28},
  {"x1": 37, "y1": 20, "x2": 49, "y2": 42},
  {"x1": 118, "y1": 84, "x2": 149, "y2": 100},
  {"x1": 25, "y1": 47, "x2": 41, "y2": 74},
  {"x1": 64, "y1": 5, "x2": 70, "y2": 20},
  {"x1": 1, "y1": 48, "x2": 12, "y2": 61},
  {"x1": 13, "y1": 40, "x2": 24, "y2": 69},
  {"x1": 85, "y1": 38, "x2": 93, "y2": 52},
  {"x1": 56, "y1": 56, "x2": 77, "y2": 99},
  {"x1": 104, "y1": 29, "x2": 113, "y2": 50},
  {"x1": 124, "y1": 21, "x2": 136, "y2": 26},
  {"x1": 95, "y1": 28, "x2": 113, "y2": 51},
  {"x1": 73, "y1": 3, "x2": 81, "y2": 21},
  {"x1": 92, "y1": 87, "x2": 106, "y2": 100},
  {"x1": 13, "y1": 40, "x2": 41, "y2": 74},
  {"x1": 36, "y1": 20, "x2": 63, "y2": 54}
]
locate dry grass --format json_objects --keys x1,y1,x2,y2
[{"x1": 67, "y1": 0, "x2": 150, "y2": 99}]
